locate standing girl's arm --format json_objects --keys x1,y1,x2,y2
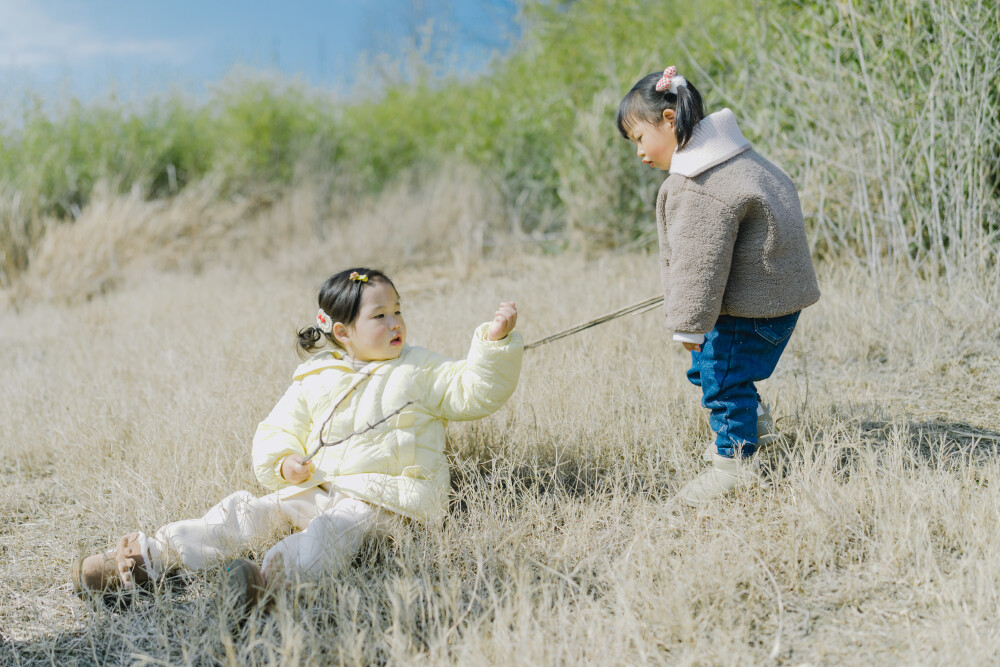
[{"x1": 661, "y1": 188, "x2": 741, "y2": 335}]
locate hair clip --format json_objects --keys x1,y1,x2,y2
[
  {"x1": 349, "y1": 271, "x2": 368, "y2": 283},
  {"x1": 316, "y1": 308, "x2": 333, "y2": 333},
  {"x1": 655, "y1": 66, "x2": 686, "y2": 92}
]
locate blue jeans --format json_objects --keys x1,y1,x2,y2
[{"x1": 686, "y1": 312, "x2": 800, "y2": 457}]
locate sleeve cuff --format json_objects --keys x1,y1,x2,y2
[
  {"x1": 673, "y1": 332, "x2": 705, "y2": 345},
  {"x1": 474, "y1": 322, "x2": 519, "y2": 348}
]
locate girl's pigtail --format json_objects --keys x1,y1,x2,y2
[
  {"x1": 673, "y1": 83, "x2": 704, "y2": 150},
  {"x1": 616, "y1": 67, "x2": 706, "y2": 149},
  {"x1": 297, "y1": 325, "x2": 324, "y2": 353}
]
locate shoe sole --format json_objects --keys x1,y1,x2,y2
[{"x1": 70, "y1": 556, "x2": 85, "y2": 594}]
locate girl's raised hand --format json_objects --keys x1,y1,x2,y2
[{"x1": 486, "y1": 302, "x2": 518, "y2": 341}]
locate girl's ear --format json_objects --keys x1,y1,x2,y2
[
  {"x1": 662, "y1": 108, "x2": 676, "y2": 124},
  {"x1": 332, "y1": 322, "x2": 351, "y2": 348}
]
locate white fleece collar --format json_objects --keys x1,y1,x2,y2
[{"x1": 669, "y1": 108, "x2": 751, "y2": 178}]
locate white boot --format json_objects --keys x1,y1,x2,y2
[
  {"x1": 678, "y1": 453, "x2": 759, "y2": 507},
  {"x1": 756, "y1": 403, "x2": 779, "y2": 446},
  {"x1": 702, "y1": 403, "x2": 777, "y2": 461}
]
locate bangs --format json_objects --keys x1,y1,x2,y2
[{"x1": 616, "y1": 91, "x2": 655, "y2": 139}]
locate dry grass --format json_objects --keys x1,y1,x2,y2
[
  {"x1": 3, "y1": 178, "x2": 1000, "y2": 665},
  {"x1": 7, "y1": 161, "x2": 500, "y2": 306}
]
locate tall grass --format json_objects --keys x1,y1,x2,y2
[
  {"x1": 7, "y1": 160, "x2": 503, "y2": 305},
  {"x1": 543, "y1": 0, "x2": 1000, "y2": 281},
  {"x1": 732, "y1": 0, "x2": 1000, "y2": 282}
]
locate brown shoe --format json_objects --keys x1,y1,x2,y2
[
  {"x1": 72, "y1": 532, "x2": 150, "y2": 594},
  {"x1": 221, "y1": 558, "x2": 265, "y2": 617}
]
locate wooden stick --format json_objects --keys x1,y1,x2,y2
[
  {"x1": 300, "y1": 295, "x2": 665, "y2": 464},
  {"x1": 524, "y1": 294, "x2": 663, "y2": 350}
]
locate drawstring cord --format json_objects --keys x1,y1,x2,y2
[{"x1": 301, "y1": 362, "x2": 388, "y2": 464}]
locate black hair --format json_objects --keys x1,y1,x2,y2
[
  {"x1": 297, "y1": 268, "x2": 398, "y2": 353},
  {"x1": 616, "y1": 71, "x2": 705, "y2": 151}
]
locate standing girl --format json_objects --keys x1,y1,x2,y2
[
  {"x1": 617, "y1": 67, "x2": 820, "y2": 506},
  {"x1": 73, "y1": 268, "x2": 522, "y2": 597}
]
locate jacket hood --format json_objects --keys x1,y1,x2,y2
[
  {"x1": 669, "y1": 108, "x2": 751, "y2": 178},
  {"x1": 292, "y1": 348, "x2": 353, "y2": 381},
  {"x1": 291, "y1": 347, "x2": 418, "y2": 381}
]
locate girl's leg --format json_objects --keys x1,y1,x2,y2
[
  {"x1": 694, "y1": 313, "x2": 799, "y2": 457},
  {"x1": 677, "y1": 314, "x2": 799, "y2": 506},
  {"x1": 696, "y1": 318, "x2": 760, "y2": 457},
  {"x1": 261, "y1": 491, "x2": 385, "y2": 580},
  {"x1": 142, "y1": 491, "x2": 284, "y2": 578},
  {"x1": 686, "y1": 359, "x2": 702, "y2": 389},
  {"x1": 74, "y1": 491, "x2": 285, "y2": 593}
]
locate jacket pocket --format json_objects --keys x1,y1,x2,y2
[{"x1": 753, "y1": 311, "x2": 800, "y2": 346}]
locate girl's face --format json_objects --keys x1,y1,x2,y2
[
  {"x1": 627, "y1": 109, "x2": 677, "y2": 171},
  {"x1": 334, "y1": 281, "x2": 406, "y2": 362}
]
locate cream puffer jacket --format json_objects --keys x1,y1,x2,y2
[{"x1": 252, "y1": 323, "x2": 523, "y2": 524}]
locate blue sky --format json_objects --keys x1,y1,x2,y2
[{"x1": 0, "y1": 0, "x2": 520, "y2": 107}]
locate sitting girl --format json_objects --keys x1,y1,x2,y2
[{"x1": 73, "y1": 268, "x2": 522, "y2": 597}]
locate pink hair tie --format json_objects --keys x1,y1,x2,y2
[{"x1": 655, "y1": 66, "x2": 686, "y2": 92}]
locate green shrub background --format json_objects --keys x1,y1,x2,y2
[{"x1": 1, "y1": 0, "x2": 997, "y2": 284}]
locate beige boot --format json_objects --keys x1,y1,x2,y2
[
  {"x1": 71, "y1": 532, "x2": 150, "y2": 595},
  {"x1": 756, "y1": 403, "x2": 779, "y2": 446},
  {"x1": 702, "y1": 403, "x2": 778, "y2": 461},
  {"x1": 678, "y1": 453, "x2": 759, "y2": 507}
]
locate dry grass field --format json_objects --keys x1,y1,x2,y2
[{"x1": 3, "y1": 181, "x2": 1000, "y2": 665}]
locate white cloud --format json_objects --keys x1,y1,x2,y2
[{"x1": 0, "y1": 0, "x2": 188, "y2": 69}]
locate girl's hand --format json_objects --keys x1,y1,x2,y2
[
  {"x1": 281, "y1": 454, "x2": 313, "y2": 484},
  {"x1": 486, "y1": 302, "x2": 518, "y2": 341},
  {"x1": 681, "y1": 341, "x2": 701, "y2": 352}
]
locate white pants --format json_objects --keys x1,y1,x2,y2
[{"x1": 137, "y1": 485, "x2": 390, "y2": 580}]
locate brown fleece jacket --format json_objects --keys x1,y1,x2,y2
[{"x1": 655, "y1": 109, "x2": 820, "y2": 334}]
